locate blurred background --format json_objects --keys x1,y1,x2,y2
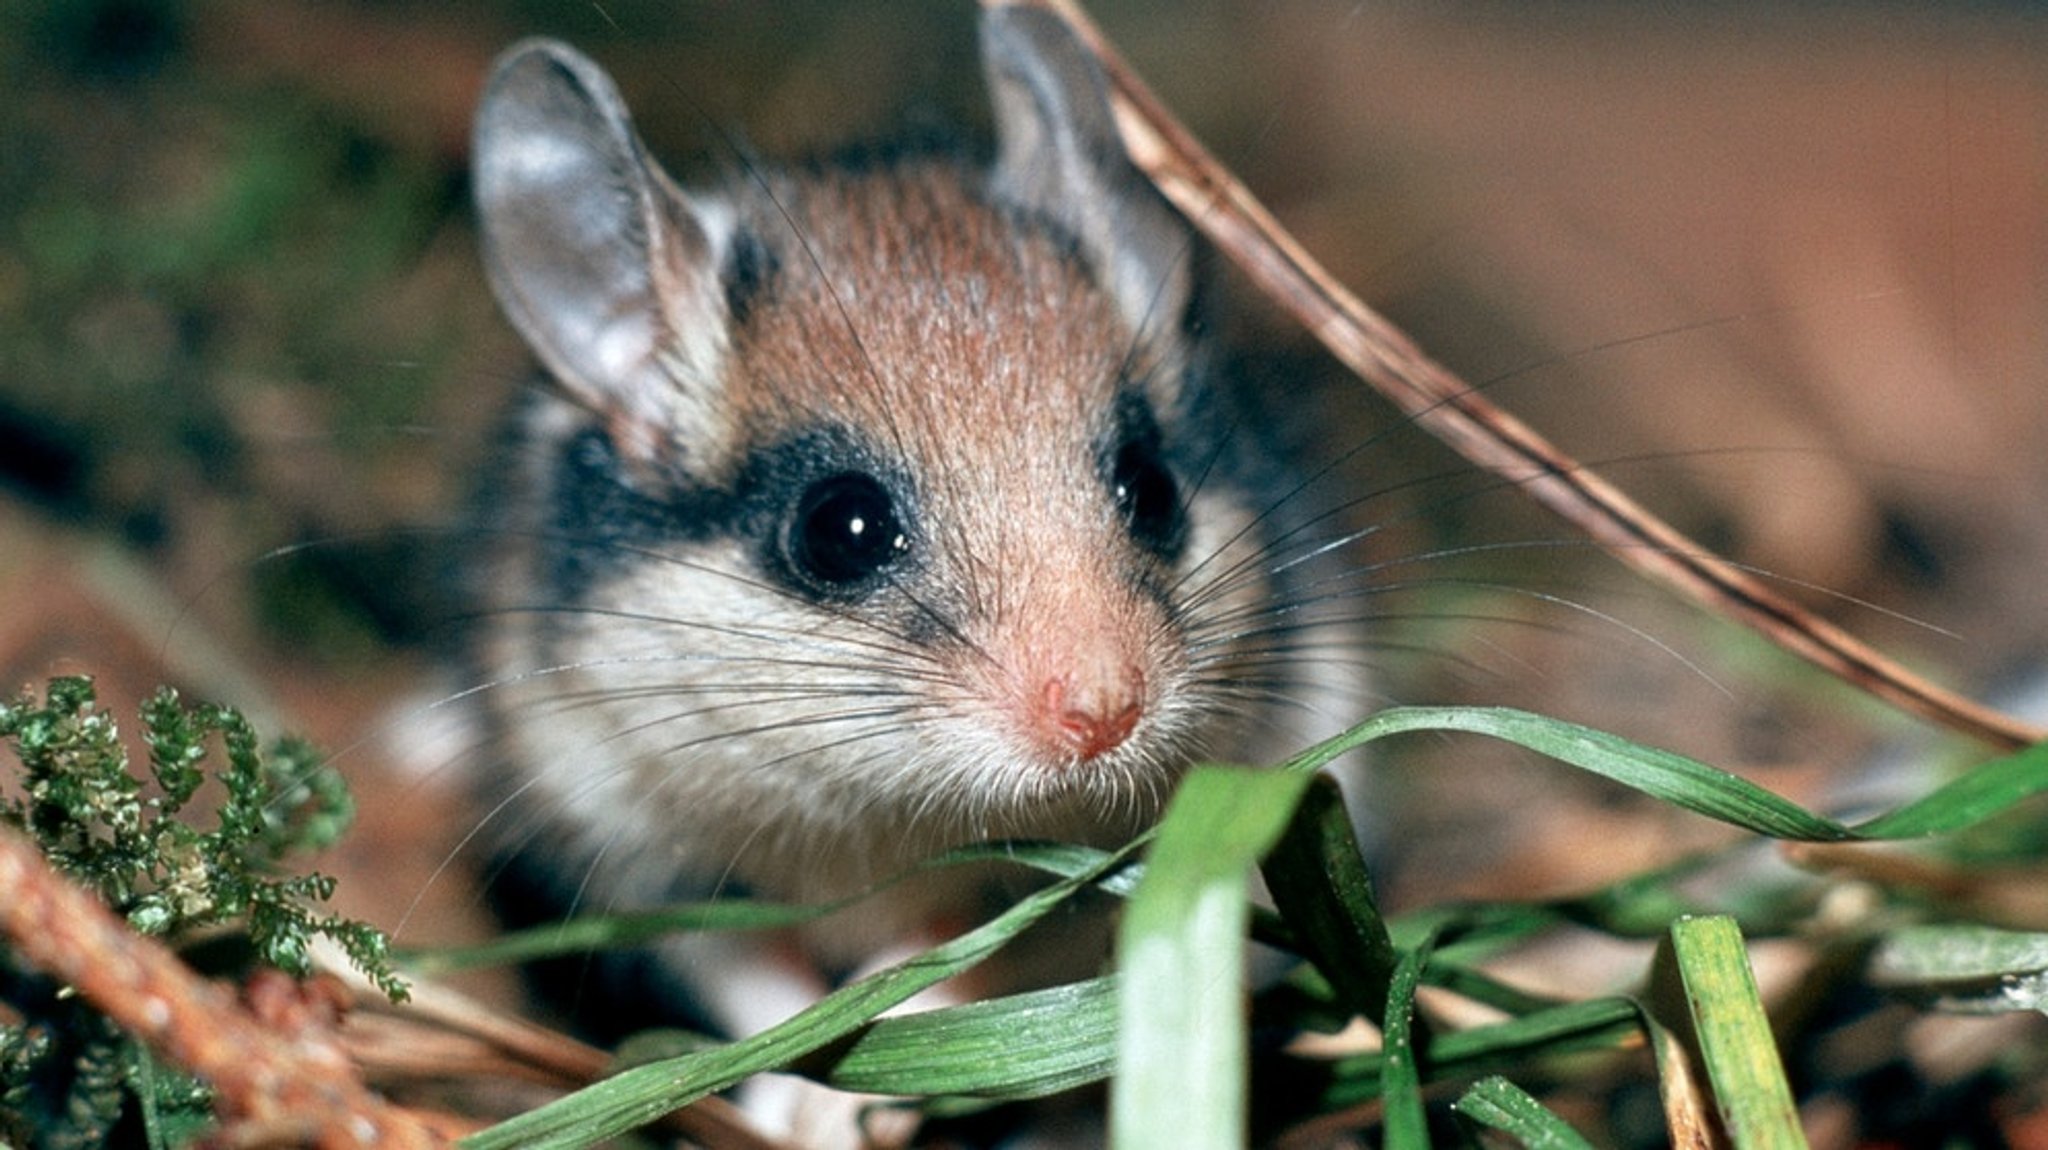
[{"x1": 1, "y1": 0, "x2": 2045, "y2": 1051}]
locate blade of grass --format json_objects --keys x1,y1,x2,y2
[
  {"x1": 1285, "y1": 707, "x2": 2048, "y2": 844},
  {"x1": 1285, "y1": 708, "x2": 1850, "y2": 841},
  {"x1": 1423, "y1": 964, "x2": 1571, "y2": 1017},
  {"x1": 822, "y1": 976, "x2": 1116, "y2": 1099},
  {"x1": 1664, "y1": 916, "x2": 1805, "y2": 1149},
  {"x1": 1869, "y1": 923, "x2": 2048, "y2": 1013},
  {"x1": 1870, "y1": 923, "x2": 2048, "y2": 983},
  {"x1": 1113, "y1": 766, "x2": 1314, "y2": 1150},
  {"x1": 1317, "y1": 997, "x2": 1642, "y2": 1112},
  {"x1": 414, "y1": 841, "x2": 1125, "y2": 972},
  {"x1": 1381, "y1": 926, "x2": 1441, "y2": 1150},
  {"x1": 1261, "y1": 774, "x2": 1398, "y2": 1019},
  {"x1": 1452, "y1": 1076, "x2": 1596, "y2": 1150},
  {"x1": 412, "y1": 898, "x2": 832, "y2": 972},
  {"x1": 1852, "y1": 740, "x2": 2048, "y2": 838},
  {"x1": 1427, "y1": 998, "x2": 1644, "y2": 1068}
]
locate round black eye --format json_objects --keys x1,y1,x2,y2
[
  {"x1": 1112, "y1": 441, "x2": 1183, "y2": 556},
  {"x1": 789, "y1": 473, "x2": 909, "y2": 587}
]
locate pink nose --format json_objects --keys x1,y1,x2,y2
[{"x1": 1033, "y1": 670, "x2": 1144, "y2": 762}]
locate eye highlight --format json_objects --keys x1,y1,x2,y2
[
  {"x1": 788, "y1": 472, "x2": 910, "y2": 588},
  {"x1": 1112, "y1": 440, "x2": 1184, "y2": 558}
]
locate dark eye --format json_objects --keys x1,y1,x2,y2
[
  {"x1": 789, "y1": 473, "x2": 909, "y2": 587},
  {"x1": 1112, "y1": 441, "x2": 1184, "y2": 556}
]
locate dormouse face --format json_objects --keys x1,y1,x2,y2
[
  {"x1": 467, "y1": 14, "x2": 1329, "y2": 889},
  {"x1": 712, "y1": 159, "x2": 1229, "y2": 765}
]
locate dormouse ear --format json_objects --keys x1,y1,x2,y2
[
  {"x1": 982, "y1": 6, "x2": 1192, "y2": 343},
  {"x1": 473, "y1": 39, "x2": 729, "y2": 468}
]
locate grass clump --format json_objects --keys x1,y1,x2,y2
[
  {"x1": 5, "y1": 678, "x2": 2045, "y2": 1147},
  {"x1": 447, "y1": 708, "x2": 2048, "y2": 1148}
]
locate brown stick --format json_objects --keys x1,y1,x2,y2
[
  {"x1": 0, "y1": 823, "x2": 445, "y2": 1149},
  {"x1": 995, "y1": 0, "x2": 2045, "y2": 752}
]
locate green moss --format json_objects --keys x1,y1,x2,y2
[{"x1": 0, "y1": 676, "x2": 405, "y2": 1147}]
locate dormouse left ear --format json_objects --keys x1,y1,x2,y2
[
  {"x1": 982, "y1": 5, "x2": 1193, "y2": 345},
  {"x1": 473, "y1": 38, "x2": 734, "y2": 473}
]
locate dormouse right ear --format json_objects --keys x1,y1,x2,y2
[
  {"x1": 982, "y1": 6, "x2": 1193, "y2": 345},
  {"x1": 473, "y1": 39, "x2": 729, "y2": 469}
]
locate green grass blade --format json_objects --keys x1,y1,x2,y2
[
  {"x1": 1286, "y1": 707, "x2": 2048, "y2": 843},
  {"x1": 1260, "y1": 774, "x2": 1397, "y2": 1019},
  {"x1": 1452, "y1": 1076, "x2": 1596, "y2": 1149},
  {"x1": 1869, "y1": 924, "x2": 2048, "y2": 1013},
  {"x1": 1113, "y1": 766, "x2": 1315, "y2": 1150},
  {"x1": 1851, "y1": 739, "x2": 2048, "y2": 838},
  {"x1": 1285, "y1": 707, "x2": 1850, "y2": 840},
  {"x1": 1870, "y1": 923, "x2": 2048, "y2": 982},
  {"x1": 1317, "y1": 997, "x2": 1642, "y2": 1112},
  {"x1": 824, "y1": 975, "x2": 1116, "y2": 1098},
  {"x1": 1380, "y1": 927, "x2": 1439, "y2": 1150},
  {"x1": 1666, "y1": 915, "x2": 1805, "y2": 1149},
  {"x1": 411, "y1": 898, "x2": 830, "y2": 971},
  {"x1": 415, "y1": 841, "x2": 1127, "y2": 972},
  {"x1": 1425, "y1": 996, "x2": 1643, "y2": 1067},
  {"x1": 1424, "y1": 963, "x2": 1570, "y2": 1016}
]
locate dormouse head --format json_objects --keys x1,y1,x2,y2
[{"x1": 469, "y1": 10, "x2": 1288, "y2": 848}]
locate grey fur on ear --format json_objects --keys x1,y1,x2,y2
[
  {"x1": 982, "y1": 6, "x2": 1193, "y2": 343},
  {"x1": 473, "y1": 38, "x2": 731, "y2": 467}
]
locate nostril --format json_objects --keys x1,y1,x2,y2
[
  {"x1": 1035, "y1": 667, "x2": 1145, "y2": 762},
  {"x1": 1058, "y1": 699, "x2": 1141, "y2": 760}
]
